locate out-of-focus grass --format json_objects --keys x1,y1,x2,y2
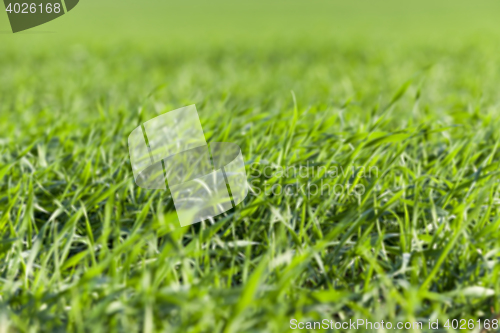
[{"x1": 2, "y1": 1, "x2": 500, "y2": 332}]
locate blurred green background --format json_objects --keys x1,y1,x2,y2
[{"x1": 2, "y1": 0, "x2": 500, "y2": 47}]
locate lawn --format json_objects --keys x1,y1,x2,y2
[{"x1": 2, "y1": 1, "x2": 500, "y2": 332}]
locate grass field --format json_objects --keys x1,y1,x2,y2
[{"x1": 2, "y1": 1, "x2": 500, "y2": 332}]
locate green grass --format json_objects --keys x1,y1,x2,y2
[{"x1": 2, "y1": 1, "x2": 500, "y2": 332}]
